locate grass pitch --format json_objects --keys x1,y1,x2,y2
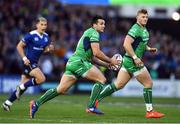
[{"x1": 0, "y1": 94, "x2": 180, "y2": 123}]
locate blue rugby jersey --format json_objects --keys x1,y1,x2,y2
[{"x1": 21, "y1": 30, "x2": 51, "y2": 64}]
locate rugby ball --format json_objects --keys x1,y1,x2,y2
[{"x1": 111, "y1": 53, "x2": 123, "y2": 71}]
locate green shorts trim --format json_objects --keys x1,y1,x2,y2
[
  {"x1": 121, "y1": 66, "x2": 147, "y2": 76},
  {"x1": 122, "y1": 56, "x2": 145, "y2": 75},
  {"x1": 64, "y1": 59, "x2": 93, "y2": 78}
]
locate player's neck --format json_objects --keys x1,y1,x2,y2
[
  {"x1": 36, "y1": 30, "x2": 44, "y2": 35},
  {"x1": 136, "y1": 22, "x2": 145, "y2": 28},
  {"x1": 92, "y1": 27, "x2": 99, "y2": 32}
]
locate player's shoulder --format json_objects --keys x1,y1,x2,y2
[
  {"x1": 130, "y1": 23, "x2": 141, "y2": 30},
  {"x1": 29, "y1": 30, "x2": 49, "y2": 36},
  {"x1": 43, "y1": 32, "x2": 49, "y2": 36},
  {"x1": 127, "y1": 23, "x2": 141, "y2": 38},
  {"x1": 29, "y1": 30, "x2": 38, "y2": 35},
  {"x1": 128, "y1": 23, "x2": 141, "y2": 34},
  {"x1": 85, "y1": 28, "x2": 98, "y2": 34}
]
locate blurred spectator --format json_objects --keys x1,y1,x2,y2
[{"x1": 0, "y1": 0, "x2": 179, "y2": 80}]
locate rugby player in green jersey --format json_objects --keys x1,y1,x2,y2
[
  {"x1": 29, "y1": 15, "x2": 120, "y2": 118},
  {"x1": 95, "y1": 9, "x2": 165, "y2": 118}
]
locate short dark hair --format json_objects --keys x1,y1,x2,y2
[
  {"x1": 91, "y1": 15, "x2": 104, "y2": 26},
  {"x1": 137, "y1": 9, "x2": 148, "y2": 15},
  {"x1": 36, "y1": 17, "x2": 47, "y2": 23}
]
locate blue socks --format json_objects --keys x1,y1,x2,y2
[
  {"x1": 7, "y1": 78, "x2": 37, "y2": 103},
  {"x1": 24, "y1": 78, "x2": 37, "y2": 89},
  {"x1": 8, "y1": 90, "x2": 17, "y2": 102}
]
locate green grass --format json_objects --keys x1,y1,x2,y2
[{"x1": 0, "y1": 94, "x2": 180, "y2": 123}]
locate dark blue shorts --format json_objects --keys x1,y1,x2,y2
[{"x1": 23, "y1": 63, "x2": 38, "y2": 76}]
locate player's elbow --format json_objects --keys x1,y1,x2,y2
[
  {"x1": 36, "y1": 75, "x2": 46, "y2": 84},
  {"x1": 16, "y1": 43, "x2": 20, "y2": 49},
  {"x1": 123, "y1": 40, "x2": 131, "y2": 50},
  {"x1": 16, "y1": 42, "x2": 23, "y2": 51},
  {"x1": 92, "y1": 50, "x2": 100, "y2": 57},
  {"x1": 123, "y1": 42, "x2": 127, "y2": 50},
  {"x1": 93, "y1": 53, "x2": 98, "y2": 57},
  {"x1": 16, "y1": 43, "x2": 21, "y2": 52}
]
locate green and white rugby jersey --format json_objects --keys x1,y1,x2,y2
[
  {"x1": 122, "y1": 23, "x2": 149, "y2": 74},
  {"x1": 69, "y1": 27, "x2": 100, "y2": 62},
  {"x1": 125, "y1": 23, "x2": 149, "y2": 59}
]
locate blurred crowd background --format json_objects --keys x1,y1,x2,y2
[{"x1": 0, "y1": 0, "x2": 180, "y2": 82}]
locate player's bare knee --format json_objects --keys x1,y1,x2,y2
[
  {"x1": 115, "y1": 82, "x2": 125, "y2": 89},
  {"x1": 101, "y1": 77, "x2": 106, "y2": 84},
  {"x1": 36, "y1": 75, "x2": 46, "y2": 83},
  {"x1": 118, "y1": 84, "x2": 125, "y2": 89},
  {"x1": 144, "y1": 82, "x2": 153, "y2": 88},
  {"x1": 97, "y1": 77, "x2": 106, "y2": 84},
  {"x1": 57, "y1": 87, "x2": 67, "y2": 94}
]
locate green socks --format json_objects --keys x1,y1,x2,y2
[
  {"x1": 143, "y1": 88, "x2": 152, "y2": 103},
  {"x1": 36, "y1": 88, "x2": 59, "y2": 107},
  {"x1": 143, "y1": 88, "x2": 153, "y2": 111},
  {"x1": 98, "y1": 83, "x2": 118, "y2": 102},
  {"x1": 88, "y1": 82, "x2": 104, "y2": 108}
]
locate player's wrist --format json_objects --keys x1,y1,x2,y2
[
  {"x1": 107, "y1": 57, "x2": 112, "y2": 63},
  {"x1": 47, "y1": 47, "x2": 50, "y2": 52},
  {"x1": 146, "y1": 46, "x2": 151, "y2": 51},
  {"x1": 22, "y1": 56, "x2": 28, "y2": 61},
  {"x1": 107, "y1": 63, "x2": 111, "y2": 68},
  {"x1": 132, "y1": 55, "x2": 138, "y2": 60}
]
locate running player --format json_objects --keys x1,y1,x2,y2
[
  {"x1": 2, "y1": 17, "x2": 54, "y2": 111},
  {"x1": 94, "y1": 9, "x2": 165, "y2": 118},
  {"x1": 29, "y1": 15, "x2": 119, "y2": 118}
]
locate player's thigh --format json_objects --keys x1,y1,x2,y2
[
  {"x1": 84, "y1": 65, "x2": 106, "y2": 84},
  {"x1": 20, "y1": 74, "x2": 30, "y2": 84},
  {"x1": 114, "y1": 68, "x2": 132, "y2": 89},
  {"x1": 57, "y1": 74, "x2": 77, "y2": 94},
  {"x1": 29, "y1": 67, "x2": 46, "y2": 83},
  {"x1": 135, "y1": 67, "x2": 153, "y2": 88}
]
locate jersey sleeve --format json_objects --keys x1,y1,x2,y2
[
  {"x1": 90, "y1": 31, "x2": 100, "y2": 43},
  {"x1": 127, "y1": 26, "x2": 138, "y2": 39},
  {"x1": 21, "y1": 33, "x2": 32, "y2": 44}
]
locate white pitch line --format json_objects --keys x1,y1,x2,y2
[
  {"x1": 0, "y1": 117, "x2": 73, "y2": 123},
  {"x1": 48, "y1": 99, "x2": 180, "y2": 108}
]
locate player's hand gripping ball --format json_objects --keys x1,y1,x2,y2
[{"x1": 109, "y1": 53, "x2": 123, "y2": 71}]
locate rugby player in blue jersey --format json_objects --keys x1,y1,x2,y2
[{"x1": 2, "y1": 17, "x2": 54, "y2": 111}]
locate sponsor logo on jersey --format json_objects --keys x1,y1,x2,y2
[
  {"x1": 143, "y1": 38, "x2": 149, "y2": 41},
  {"x1": 33, "y1": 47, "x2": 44, "y2": 50},
  {"x1": 44, "y1": 37, "x2": 48, "y2": 42},
  {"x1": 34, "y1": 37, "x2": 39, "y2": 41}
]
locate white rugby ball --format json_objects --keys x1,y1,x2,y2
[
  {"x1": 113, "y1": 53, "x2": 122, "y2": 61},
  {"x1": 111, "y1": 53, "x2": 123, "y2": 71}
]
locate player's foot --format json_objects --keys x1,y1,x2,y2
[
  {"x1": 86, "y1": 107, "x2": 104, "y2": 115},
  {"x1": 2, "y1": 103, "x2": 10, "y2": 111},
  {"x1": 29, "y1": 100, "x2": 38, "y2": 119},
  {"x1": 94, "y1": 100, "x2": 99, "y2": 108},
  {"x1": 15, "y1": 85, "x2": 23, "y2": 100},
  {"x1": 146, "y1": 110, "x2": 165, "y2": 118}
]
